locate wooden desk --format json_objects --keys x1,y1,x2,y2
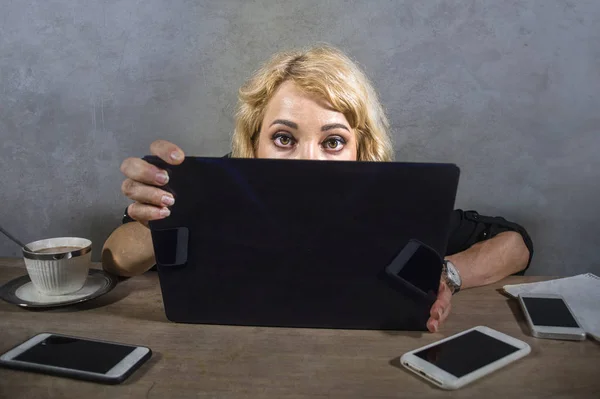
[{"x1": 0, "y1": 258, "x2": 598, "y2": 398}]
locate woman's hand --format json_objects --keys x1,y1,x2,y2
[
  {"x1": 426, "y1": 279, "x2": 453, "y2": 332},
  {"x1": 120, "y1": 140, "x2": 185, "y2": 226}
]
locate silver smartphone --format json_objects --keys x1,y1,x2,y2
[
  {"x1": 401, "y1": 326, "x2": 531, "y2": 390},
  {"x1": 518, "y1": 293, "x2": 586, "y2": 341},
  {"x1": 0, "y1": 332, "x2": 152, "y2": 384}
]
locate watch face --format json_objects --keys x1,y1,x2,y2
[{"x1": 446, "y1": 262, "x2": 461, "y2": 287}]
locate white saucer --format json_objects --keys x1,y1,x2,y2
[{"x1": 0, "y1": 269, "x2": 118, "y2": 308}]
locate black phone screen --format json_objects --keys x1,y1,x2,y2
[
  {"x1": 389, "y1": 242, "x2": 442, "y2": 297},
  {"x1": 414, "y1": 330, "x2": 520, "y2": 378},
  {"x1": 522, "y1": 297, "x2": 580, "y2": 328},
  {"x1": 15, "y1": 335, "x2": 136, "y2": 374}
]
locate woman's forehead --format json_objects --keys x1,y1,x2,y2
[{"x1": 264, "y1": 81, "x2": 348, "y2": 123}]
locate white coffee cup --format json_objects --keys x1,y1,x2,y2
[{"x1": 22, "y1": 237, "x2": 92, "y2": 296}]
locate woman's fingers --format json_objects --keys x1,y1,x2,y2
[
  {"x1": 127, "y1": 202, "x2": 170, "y2": 225},
  {"x1": 427, "y1": 319, "x2": 438, "y2": 333},
  {"x1": 120, "y1": 157, "x2": 170, "y2": 186},
  {"x1": 427, "y1": 282, "x2": 454, "y2": 332},
  {"x1": 121, "y1": 179, "x2": 175, "y2": 207},
  {"x1": 150, "y1": 140, "x2": 185, "y2": 165},
  {"x1": 119, "y1": 140, "x2": 184, "y2": 226}
]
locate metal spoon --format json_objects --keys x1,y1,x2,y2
[{"x1": 0, "y1": 224, "x2": 34, "y2": 252}]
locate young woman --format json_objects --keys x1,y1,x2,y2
[{"x1": 103, "y1": 45, "x2": 533, "y2": 332}]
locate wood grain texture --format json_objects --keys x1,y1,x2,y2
[{"x1": 1, "y1": 258, "x2": 598, "y2": 398}]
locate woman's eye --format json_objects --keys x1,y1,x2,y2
[
  {"x1": 273, "y1": 134, "x2": 295, "y2": 147},
  {"x1": 323, "y1": 137, "x2": 346, "y2": 151}
]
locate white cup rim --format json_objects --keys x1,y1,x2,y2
[{"x1": 22, "y1": 237, "x2": 92, "y2": 260}]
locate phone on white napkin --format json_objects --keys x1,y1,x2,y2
[{"x1": 518, "y1": 293, "x2": 586, "y2": 341}]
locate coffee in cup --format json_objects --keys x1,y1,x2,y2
[{"x1": 34, "y1": 246, "x2": 84, "y2": 254}]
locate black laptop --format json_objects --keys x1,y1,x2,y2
[{"x1": 145, "y1": 156, "x2": 460, "y2": 331}]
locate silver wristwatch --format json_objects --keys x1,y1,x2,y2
[{"x1": 443, "y1": 259, "x2": 462, "y2": 294}]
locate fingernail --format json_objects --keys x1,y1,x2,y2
[
  {"x1": 431, "y1": 321, "x2": 438, "y2": 332},
  {"x1": 162, "y1": 195, "x2": 175, "y2": 206},
  {"x1": 159, "y1": 207, "x2": 171, "y2": 217},
  {"x1": 156, "y1": 172, "x2": 169, "y2": 184},
  {"x1": 170, "y1": 151, "x2": 181, "y2": 161}
]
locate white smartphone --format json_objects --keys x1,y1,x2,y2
[
  {"x1": 0, "y1": 332, "x2": 152, "y2": 384},
  {"x1": 400, "y1": 326, "x2": 531, "y2": 390},
  {"x1": 518, "y1": 293, "x2": 586, "y2": 341}
]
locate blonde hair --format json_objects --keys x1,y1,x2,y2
[{"x1": 231, "y1": 45, "x2": 394, "y2": 161}]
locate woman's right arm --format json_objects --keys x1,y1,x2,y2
[
  {"x1": 101, "y1": 140, "x2": 185, "y2": 277},
  {"x1": 101, "y1": 221, "x2": 156, "y2": 277}
]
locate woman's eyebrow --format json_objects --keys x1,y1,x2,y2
[
  {"x1": 270, "y1": 119, "x2": 298, "y2": 129},
  {"x1": 321, "y1": 123, "x2": 350, "y2": 132}
]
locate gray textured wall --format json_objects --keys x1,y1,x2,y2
[{"x1": 1, "y1": 1, "x2": 599, "y2": 275}]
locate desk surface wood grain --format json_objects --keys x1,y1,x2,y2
[{"x1": 0, "y1": 258, "x2": 598, "y2": 398}]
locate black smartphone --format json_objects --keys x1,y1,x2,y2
[
  {"x1": 385, "y1": 239, "x2": 443, "y2": 300},
  {"x1": 0, "y1": 333, "x2": 152, "y2": 384}
]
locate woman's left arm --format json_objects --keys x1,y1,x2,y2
[
  {"x1": 427, "y1": 232, "x2": 530, "y2": 332},
  {"x1": 446, "y1": 230, "x2": 531, "y2": 289},
  {"x1": 426, "y1": 210, "x2": 533, "y2": 332}
]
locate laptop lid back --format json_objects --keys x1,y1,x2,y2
[{"x1": 146, "y1": 157, "x2": 459, "y2": 330}]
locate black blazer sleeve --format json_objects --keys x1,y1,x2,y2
[{"x1": 445, "y1": 209, "x2": 534, "y2": 275}]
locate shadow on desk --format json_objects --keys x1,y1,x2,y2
[
  {"x1": 389, "y1": 356, "x2": 403, "y2": 369},
  {"x1": 504, "y1": 297, "x2": 530, "y2": 336}
]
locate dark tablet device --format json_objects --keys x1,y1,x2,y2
[{"x1": 145, "y1": 156, "x2": 459, "y2": 331}]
